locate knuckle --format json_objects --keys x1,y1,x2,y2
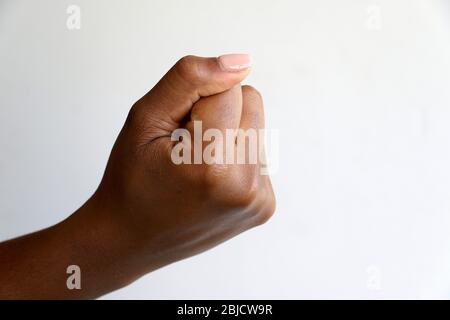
[
  {"x1": 175, "y1": 55, "x2": 201, "y2": 84},
  {"x1": 125, "y1": 102, "x2": 142, "y2": 128},
  {"x1": 236, "y1": 183, "x2": 260, "y2": 208},
  {"x1": 256, "y1": 194, "x2": 276, "y2": 225},
  {"x1": 210, "y1": 171, "x2": 261, "y2": 209},
  {"x1": 242, "y1": 85, "x2": 263, "y2": 103},
  {"x1": 201, "y1": 165, "x2": 228, "y2": 191},
  {"x1": 199, "y1": 165, "x2": 275, "y2": 220}
]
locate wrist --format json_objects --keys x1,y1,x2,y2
[{"x1": 61, "y1": 195, "x2": 139, "y2": 297}]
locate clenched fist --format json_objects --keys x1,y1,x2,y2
[{"x1": 0, "y1": 54, "x2": 275, "y2": 299}]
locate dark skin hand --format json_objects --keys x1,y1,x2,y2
[{"x1": 0, "y1": 55, "x2": 276, "y2": 299}]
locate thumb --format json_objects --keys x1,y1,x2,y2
[{"x1": 137, "y1": 54, "x2": 251, "y2": 126}]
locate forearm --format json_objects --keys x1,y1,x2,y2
[{"x1": 0, "y1": 199, "x2": 138, "y2": 299}]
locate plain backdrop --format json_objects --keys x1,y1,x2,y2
[{"x1": 1, "y1": 0, "x2": 450, "y2": 299}]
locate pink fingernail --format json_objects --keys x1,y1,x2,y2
[{"x1": 218, "y1": 53, "x2": 252, "y2": 72}]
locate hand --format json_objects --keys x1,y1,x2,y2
[
  {"x1": 0, "y1": 54, "x2": 275, "y2": 299},
  {"x1": 90, "y1": 54, "x2": 276, "y2": 281}
]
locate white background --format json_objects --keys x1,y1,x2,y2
[{"x1": 1, "y1": 0, "x2": 450, "y2": 299}]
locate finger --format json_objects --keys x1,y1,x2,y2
[
  {"x1": 188, "y1": 84, "x2": 243, "y2": 132},
  {"x1": 239, "y1": 85, "x2": 264, "y2": 131},
  {"x1": 237, "y1": 85, "x2": 265, "y2": 166},
  {"x1": 236, "y1": 86, "x2": 272, "y2": 218},
  {"x1": 139, "y1": 54, "x2": 251, "y2": 126},
  {"x1": 182, "y1": 85, "x2": 242, "y2": 166}
]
